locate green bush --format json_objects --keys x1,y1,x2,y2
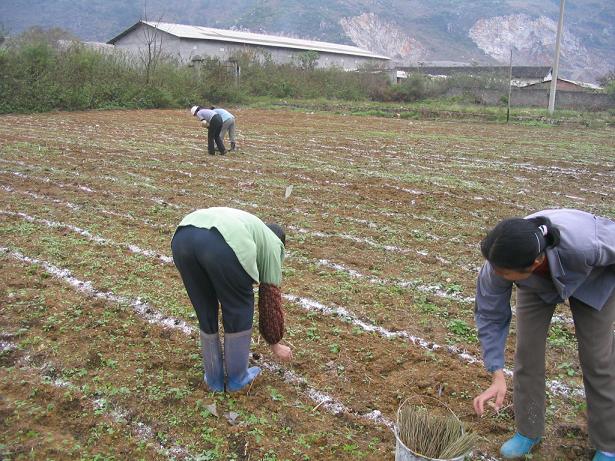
[
  {"x1": 384, "y1": 73, "x2": 449, "y2": 102},
  {"x1": 0, "y1": 26, "x2": 523, "y2": 114},
  {"x1": 126, "y1": 86, "x2": 174, "y2": 108},
  {"x1": 0, "y1": 27, "x2": 401, "y2": 112},
  {"x1": 446, "y1": 73, "x2": 509, "y2": 91}
]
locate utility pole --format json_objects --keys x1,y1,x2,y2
[
  {"x1": 507, "y1": 49, "x2": 513, "y2": 123},
  {"x1": 548, "y1": 0, "x2": 565, "y2": 115}
]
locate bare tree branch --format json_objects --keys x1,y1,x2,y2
[{"x1": 139, "y1": 1, "x2": 164, "y2": 84}]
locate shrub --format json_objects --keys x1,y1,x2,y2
[
  {"x1": 598, "y1": 69, "x2": 615, "y2": 89},
  {"x1": 0, "y1": 26, "x2": 528, "y2": 113},
  {"x1": 385, "y1": 73, "x2": 447, "y2": 102}
]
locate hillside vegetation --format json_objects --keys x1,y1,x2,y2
[
  {"x1": 0, "y1": 29, "x2": 509, "y2": 114},
  {"x1": 1, "y1": 28, "x2": 613, "y2": 118}
]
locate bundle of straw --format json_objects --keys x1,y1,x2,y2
[{"x1": 397, "y1": 405, "x2": 479, "y2": 459}]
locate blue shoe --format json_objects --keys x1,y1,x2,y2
[
  {"x1": 199, "y1": 330, "x2": 225, "y2": 392},
  {"x1": 500, "y1": 432, "x2": 541, "y2": 458},
  {"x1": 224, "y1": 329, "x2": 261, "y2": 392},
  {"x1": 593, "y1": 451, "x2": 615, "y2": 461}
]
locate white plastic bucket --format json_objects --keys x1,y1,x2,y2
[
  {"x1": 394, "y1": 398, "x2": 471, "y2": 461},
  {"x1": 394, "y1": 426, "x2": 467, "y2": 461}
]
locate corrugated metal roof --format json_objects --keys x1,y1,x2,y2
[
  {"x1": 397, "y1": 65, "x2": 551, "y2": 79},
  {"x1": 109, "y1": 21, "x2": 389, "y2": 60},
  {"x1": 527, "y1": 75, "x2": 603, "y2": 90}
]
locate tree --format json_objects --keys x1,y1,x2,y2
[
  {"x1": 598, "y1": 70, "x2": 615, "y2": 95},
  {"x1": 139, "y1": 2, "x2": 165, "y2": 84},
  {"x1": 0, "y1": 23, "x2": 9, "y2": 46},
  {"x1": 598, "y1": 70, "x2": 615, "y2": 86},
  {"x1": 297, "y1": 50, "x2": 319, "y2": 70},
  {"x1": 140, "y1": 24, "x2": 164, "y2": 84},
  {"x1": 8, "y1": 26, "x2": 77, "y2": 49}
]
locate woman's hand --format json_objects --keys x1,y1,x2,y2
[
  {"x1": 473, "y1": 369, "x2": 507, "y2": 416},
  {"x1": 271, "y1": 342, "x2": 293, "y2": 362}
]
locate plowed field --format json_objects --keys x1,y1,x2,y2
[{"x1": 1, "y1": 108, "x2": 614, "y2": 460}]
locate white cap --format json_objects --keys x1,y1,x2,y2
[{"x1": 190, "y1": 105, "x2": 199, "y2": 116}]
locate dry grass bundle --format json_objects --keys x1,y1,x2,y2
[{"x1": 397, "y1": 404, "x2": 479, "y2": 460}]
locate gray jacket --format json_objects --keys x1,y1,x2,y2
[
  {"x1": 195, "y1": 108, "x2": 216, "y2": 123},
  {"x1": 475, "y1": 209, "x2": 615, "y2": 372}
]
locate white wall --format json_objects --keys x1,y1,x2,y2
[
  {"x1": 113, "y1": 23, "x2": 181, "y2": 63},
  {"x1": 180, "y1": 38, "x2": 381, "y2": 70}
]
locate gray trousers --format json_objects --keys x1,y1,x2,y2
[
  {"x1": 514, "y1": 289, "x2": 615, "y2": 451},
  {"x1": 220, "y1": 117, "x2": 236, "y2": 144}
]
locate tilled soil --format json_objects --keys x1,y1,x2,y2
[{"x1": 1, "y1": 108, "x2": 613, "y2": 460}]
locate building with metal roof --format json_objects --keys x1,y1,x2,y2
[
  {"x1": 107, "y1": 21, "x2": 389, "y2": 71},
  {"x1": 521, "y1": 75, "x2": 602, "y2": 91},
  {"x1": 391, "y1": 65, "x2": 552, "y2": 87}
]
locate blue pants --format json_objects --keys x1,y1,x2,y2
[{"x1": 171, "y1": 226, "x2": 254, "y2": 334}]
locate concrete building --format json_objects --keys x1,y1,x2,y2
[
  {"x1": 394, "y1": 65, "x2": 551, "y2": 86},
  {"x1": 521, "y1": 74, "x2": 602, "y2": 92},
  {"x1": 107, "y1": 21, "x2": 389, "y2": 71}
]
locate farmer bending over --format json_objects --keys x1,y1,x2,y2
[
  {"x1": 211, "y1": 106, "x2": 237, "y2": 151},
  {"x1": 191, "y1": 105, "x2": 226, "y2": 155},
  {"x1": 172, "y1": 207, "x2": 292, "y2": 392},
  {"x1": 473, "y1": 208, "x2": 615, "y2": 460}
]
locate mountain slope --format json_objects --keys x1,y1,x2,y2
[{"x1": 1, "y1": 0, "x2": 613, "y2": 82}]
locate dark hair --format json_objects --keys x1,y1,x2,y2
[
  {"x1": 480, "y1": 216, "x2": 560, "y2": 269},
  {"x1": 267, "y1": 223, "x2": 286, "y2": 245}
]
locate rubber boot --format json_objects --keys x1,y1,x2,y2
[
  {"x1": 594, "y1": 451, "x2": 615, "y2": 461},
  {"x1": 230, "y1": 141, "x2": 236, "y2": 151},
  {"x1": 500, "y1": 432, "x2": 541, "y2": 458},
  {"x1": 199, "y1": 330, "x2": 224, "y2": 392},
  {"x1": 224, "y1": 329, "x2": 261, "y2": 392}
]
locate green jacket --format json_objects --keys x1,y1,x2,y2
[{"x1": 178, "y1": 207, "x2": 284, "y2": 286}]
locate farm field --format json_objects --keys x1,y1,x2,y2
[{"x1": 1, "y1": 108, "x2": 614, "y2": 460}]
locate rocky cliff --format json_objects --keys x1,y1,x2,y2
[
  {"x1": 340, "y1": 13, "x2": 426, "y2": 64},
  {"x1": 468, "y1": 14, "x2": 605, "y2": 82},
  {"x1": 337, "y1": 10, "x2": 611, "y2": 83}
]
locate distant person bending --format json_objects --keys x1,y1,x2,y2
[
  {"x1": 191, "y1": 105, "x2": 225, "y2": 155},
  {"x1": 211, "y1": 107, "x2": 237, "y2": 151},
  {"x1": 171, "y1": 207, "x2": 292, "y2": 393}
]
